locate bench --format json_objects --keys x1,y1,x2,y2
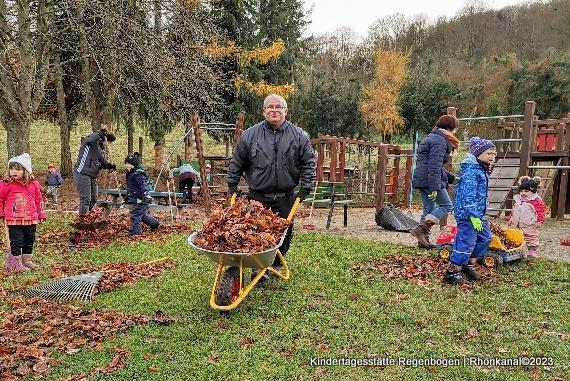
[
  {"x1": 301, "y1": 182, "x2": 353, "y2": 228},
  {"x1": 97, "y1": 189, "x2": 187, "y2": 209}
]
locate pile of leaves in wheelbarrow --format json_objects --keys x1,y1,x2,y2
[
  {"x1": 0, "y1": 297, "x2": 174, "y2": 380},
  {"x1": 489, "y1": 222, "x2": 521, "y2": 250},
  {"x1": 356, "y1": 254, "x2": 500, "y2": 289},
  {"x1": 193, "y1": 199, "x2": 290, "y2": 253}
]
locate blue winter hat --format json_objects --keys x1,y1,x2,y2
[{"x1": 469, "y1": 137, "x2": 495, "y2": 157}]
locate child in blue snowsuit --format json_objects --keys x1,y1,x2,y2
[
  {"x1": 124, "y1": 153, "x2": 159, "y2": 236},
  {"x1": 444, "y1": 137, "x2": 497, "y2": 285}
]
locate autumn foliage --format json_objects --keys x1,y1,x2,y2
[{"x1": 360, "y1": 50, "x2": 408, "y2": 136}]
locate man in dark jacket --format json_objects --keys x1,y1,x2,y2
[
  {"x1": 227, "y1": 94, "x2": 316, "y2": 279},
  {"x1": 73, "y1": 128, "x2": 117, "y2": 215},
  {"x1": 124, "y1": 153, "x2": 159, "y2": 236}
]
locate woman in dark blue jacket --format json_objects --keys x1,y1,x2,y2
[{"x1": 409, "y1": 115, "x2": 460, "y2": 248}]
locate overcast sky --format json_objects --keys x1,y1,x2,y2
[{"x1": 305, "y1": 0, "x2": 539, "y2": 37}]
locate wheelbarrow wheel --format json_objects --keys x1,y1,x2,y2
[
  {"x1": 215, "y1": 266, "x2": 241, "y2": 308},
  {"x1": 482, "y1": 252, "x2": 504, "y2": 269},
  {"x1": 438, "y1": 245, "x2": 452, "y2": 260}
]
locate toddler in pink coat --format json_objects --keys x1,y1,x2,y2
[
  {"x1": 508, "y1": 176, "x2": 546, "y2": 258},
  {"x1": 0, "y1": 153, "x2": 46, "y2": 272}
]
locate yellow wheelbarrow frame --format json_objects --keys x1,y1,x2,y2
[{"x1": 188, "y1": 196, "x2": 300, "y2": 311}]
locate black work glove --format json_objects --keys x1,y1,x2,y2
[
  {"x1": 142, "y1": 194, "x2": 154, "y2": 205},
  {"x1": 104, "y1": 163, "x2": 116, "y2": 171},
  {"x1": 296, "y1": 188, "x2": 311, "y2": 202},
  {"x1": 105, "y1": 132, "x2": 116, "y2": 142},
  {"x1": 228, "y1": 184, "x2": 241, "y2": 196}
]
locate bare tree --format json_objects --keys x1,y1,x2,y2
[{"x1": 0, "y1": 0, "x2": 54, "y2": 158}]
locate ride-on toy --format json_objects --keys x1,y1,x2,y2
[
  {"x1": 435, "y1": 224, "x2": 525, "y2": 268},
  {"x1": 187, "y1": 195, "x2": 300, "y2": 312}
]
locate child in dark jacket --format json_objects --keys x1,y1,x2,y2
[
  {"x1": 124, "y1": 153, "x2": 159, "y2": 236},
  {"x1": 444, "y1": 137, "x2": 497, "y2": 285},
  {"x1": 46, "y1": 163, "x2": 63, "y2": 206}
]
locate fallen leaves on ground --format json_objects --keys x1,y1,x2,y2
[
  {"x1": 0, "y1": 298, "x2": 174, "y2": 380},
  {"x1": 490, "y1": 222, "x2": 522, "y2": 250},
  {"x1": 355, "y1": 254, "x2": 499, "y2": 289},
  {"x1": 193, "y1": 199, "x2": 290, "y2": 253},
  {"x1": 48, "y1": 260, "x2": 176, "y2": 295}
]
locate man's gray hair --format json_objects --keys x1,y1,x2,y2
[{"x1": 263, "y1": 94, "x2": 287, "y2": 109}]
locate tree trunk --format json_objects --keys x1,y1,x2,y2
[
  {"x1": 154, "y1": 144, "x2": 165, "y2": 171},
  {"x1": 5, "y1": 118, "x2": 30, "y2": 159},
  {"x1": 127, "y1": 104, "x2": 134, "y2": 154},
  {"x1": 184, "y1": 114, "x2": 195, "y2": 161},
  {"x1": 54, "y1": 56, "x2": 73, "y2": 176}
]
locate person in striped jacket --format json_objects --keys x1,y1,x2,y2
[{"x1": 73, "y1": 128, "x2": 117, "y2": 215}]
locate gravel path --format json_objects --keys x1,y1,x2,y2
[{"x1": 294, "y1": 206, "x2": 570, "y2": 263}]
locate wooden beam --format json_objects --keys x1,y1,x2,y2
[
  {"x1": 374, "y1": 145, "x2": 388, "y2": 210},
  {"x1": 403, "y1": 155, "x2": 412, "y2": 207},
  {"x1": 338, "y1": 141, "x2": 346, "y2": 182},
  {"x1": 317, "y1": 142, "x2": 325, "y2": 182},
  {"x1": 557, "y1": 123, "x2": 570, "y2": 220},
  {"x1": 519, "y1": 101, "x2": 536, "y2": 178},
  {"x1": 330, "y1": 141, "x2": 338, "y2": 182},
  {"x1": 192, "y1": 113, "x2": 211, "y2": 215}
]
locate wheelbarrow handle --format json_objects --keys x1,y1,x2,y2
[
  {"x1": 287, "y1": 197, "x2": 301, "y2": 222},
  {"x1": 230, "y1": 193, "x2": 237, "y2": 206}
]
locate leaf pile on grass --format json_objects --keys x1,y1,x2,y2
[
  {"x1": 356, "y1": 254, "x2": 498, "y2": 288},
  {"x1": 48, "y1": 260, "x2": 176, "y2": 295},
  {"x1": 35, "y1": 210, "x2": 197, "y2": 251},
  {"x1": 63, "y1": 348, "x2": 129, "y2": 381},
  {"x1": 193, "y1": 199, "x2": 290, "y2": 253},
  {"x1": 0, "y1": 298, "x2": 174, "y2": 380}
]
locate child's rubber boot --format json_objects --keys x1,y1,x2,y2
[
  {"x1": 527, "y1": 246, "x2": 538, "y2": 258},
  {"x1": 444, "y1": 264, "x2": 466, "y2": 285},
  {"x1": 461, "y1": 258, "x2": 481, "y2": 280},
  {"x1": 22, "y1": 254, "x2": 39, "y2": 269},
  {"x1": 5, "y1": 253, "x2": 30, "y2": 272}
]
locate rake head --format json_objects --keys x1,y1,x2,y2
[{"x1": 21, "y1": 271, "x2": 105, "y2": 302}]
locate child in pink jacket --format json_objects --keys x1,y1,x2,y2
[
  {"x1": 0, "y1": 153, "x2": 46, "y2": 272},
  {"x1": 508, "y1": 176, "x2": 546, "y2": 258}
]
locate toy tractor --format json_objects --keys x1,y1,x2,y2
[{"x1": 435, "y1": 224, "x2": 526, "y2": 268}]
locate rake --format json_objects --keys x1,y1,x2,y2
[{"x1": 21, "y1": 257, "x2": 170, "y2": 302}]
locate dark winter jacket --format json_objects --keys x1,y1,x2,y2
[
  {"x1": 412, "y1": 129, "x2": 455, "y2": 191},
  {"x1": 74, "y1": 130, "x2": 111, "y2": 178},
  {"x1": 453, "y1": 154, "x2": 489, "y2": 220},
  {"x1": 126, "y1": 166, "x2": 151, "y2": 204},
  {"x1": 46, "y1": 172, "x2": 63, "y2": 186},
  {"x1": 226, "y1": 120, "x2": 316, "y2": 194}
]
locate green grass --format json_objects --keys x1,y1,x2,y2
[
  {"x1": 0, "y1": 120, "x2": 231, "y2": 174},
  {"x1": 3, "y1": 219, "x2": 568, "y2": 381}
]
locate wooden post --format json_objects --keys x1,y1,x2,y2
[
  {"x1": 441, "y1": 106, "x2": 458, "y2": 227},
  {"x1": 138, "y1": 137, "x2": 143, "y2": 158},
  {"x1": 556, "y1": 121, "x2": 570, "y2": 220},
  {"x1": 374, "y1": 145, "x2": 388, "y2": 210},
  {"x1": 519, "y1": 101, "x2": 536, "y2": 178},
  {"x1": 317, "y1": 142, "x2": 325, "y2": 182},
  {"x1": 330, "y1": 140, "x2": 338, "y2": 182},
  {"x1": 192, "y1": 113, "x2": 211, "y2": 215},
  {"x1": 392, "y1": 149, "x2": 401, "y2": 205},
  {"x1": 403, "y1": 154, "x2": 412, "y2": 207},
  {"x1": 338, "y1": 141, "x2": 346, "y2": 182}
]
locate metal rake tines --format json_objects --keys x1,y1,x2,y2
[{"x1": 22, "y1": 271, "x2": 105, "y2": 302}]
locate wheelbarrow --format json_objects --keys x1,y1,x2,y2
[{"x1": 187, "y1": 195, "x2": 301, "y2": 312}]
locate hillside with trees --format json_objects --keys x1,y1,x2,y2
[{"x1": 0, "y1": 0, "x2": 568, "y2": 167}]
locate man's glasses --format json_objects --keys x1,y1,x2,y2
[{"x1": 264, "y1": 104, "x2": 285, "y2": 110}]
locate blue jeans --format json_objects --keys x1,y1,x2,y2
[
  {"x1": 449, "y1": 219, "x2": 492, "y2": 266},
  {"x1": 419, "y1": 188, "x2": 453, "y2": 223}
]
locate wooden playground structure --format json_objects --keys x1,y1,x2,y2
[
  {"x1": 310, "y1": 100, "x2": 569, "y2": 221},
  {"x1": 450, "y1": 101, "x2": 570, "y2": 220}
]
